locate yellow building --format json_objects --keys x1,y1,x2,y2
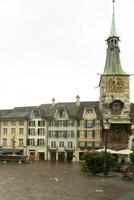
[{"x1": 0, "y1": 107, "x2": 32, "y2": 155}]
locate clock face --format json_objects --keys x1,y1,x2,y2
[{"x1": 106, "y1": 76, "x2": 125, "y2": 92}]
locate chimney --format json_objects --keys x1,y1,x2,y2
[
  {"x1": 76, "y1": 95, "x2": 80, "y2": 106},
  {"x1": 52, "y1": 98, "x2": 55, "y2": 107}
]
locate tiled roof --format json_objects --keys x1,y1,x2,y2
[
  {"x1": 40, "y1": 101, "x2": 101, "y2": 119},
  {"x1": 0, "y1": 110, "x2": 11, "y2": 117},
  {"x1": 0, "y1": 101, "x2": 102, "y2": 120},
  {"x1": 0, "y1": 106, "x2": 35, "y2": 120}
]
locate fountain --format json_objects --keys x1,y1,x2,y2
[{"x1": 0, "y1": 136, "x2": 27, "y2": 163}]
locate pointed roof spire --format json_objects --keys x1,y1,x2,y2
[
  {"x1": 102, "y1": 0, "x2": 128, "y2": 75},
  {"x1": 109, "y1": 0, "x2": 117, "y2": 37}
]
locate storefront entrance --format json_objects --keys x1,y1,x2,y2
[
  {"x1": 58, "y1": 152, "x2": 65, "y2": 161},
  {"x1": 67, "y1": 152, "x2": 73, "y2": 161},
  {"x1": 38, "y1": 152, "x2": 45, "y2": 160},
  {"x1": 50, "y1": 152, "x2": 56, "y2": 161}
]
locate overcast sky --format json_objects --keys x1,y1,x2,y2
[{"x1": 0, "y1": 0, "x2": 133, "y2": 109}]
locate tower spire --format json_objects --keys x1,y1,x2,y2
[
  {"x1": 109, "y1": 0, "x2": 117, "y2": 37},
  {"x1": 102, "y1": 0, "x2": 127, "y2": 75}
]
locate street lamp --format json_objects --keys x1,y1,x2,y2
[{"x1": 103, "y1": 119, "x2": 111, "y2": 177}]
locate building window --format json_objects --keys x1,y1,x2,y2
[
  {"x1": 33, "y1": 111, "x2": 40, "y2": 118},
  {"x1": 59, "y1": 110, "x2": 66, "y2": 118},
  {"x1": 63, "y1": 120, "x2": 68, "y2": 127},
  {"x1": 67, "y1": 131, "x2": 74, "y2": 138},
  {"x1": 11, "y1": 128, "x2": 16, "y2": 134},
  {"x1": 38, "y1": 128, "x2": 45, "y2": 135},
  {"x1": 59, "y1": 131, "x2": 63, "y2": 138},
  {"x1": 37, "y1": 139, "x2": 45, "y2": 146},
  {"x1": 3, "y1": 138, "x2": 7, "y2": 146},
  {"x1": 49, "y1": 131, "x2": 57, "y2": 138},
  {"x1": 59, "y1": 120, "x2": 64, "y2": 127},
  {"x1": 38, "y1": 120, "x2": 45, "y2": 127},
  {"x1": 19, "y1": 121, "x2": 24, "y2": 126},
  {"x1": 19, "y1": 128, "x2": 24, "y2": 135},
  {"x1": 63, "y1": 131, "x2": 67, "y2": 138},
  {"x1": 49, "y1": 120, "x2": 56, "y2": 127},
  {"x1": 79, "y1": 131, "x2": 85, "y2": 138},
  {"x1": 19, "y1": 139, "x2": 23, "y2": 146},
  {"x1": 80, "y1": 120, "x2": 85, "y2": 127},
  {"x1": 51, "y1": 141, "x2": 56, "y2": 148},
  {"x1": 87, "y1": 130, "x2": 93, "y2": 138},
  {"x1": 3, "y1": 128, "x2": 7, "y2": 135},
  {"x1": 11, "y1": 121, "x2": 16, "y2": 126},
  {"x1": 94, "y1": 131, "x2": 100, "y2": 138},
  {"x1": 29, "y1": 129, "x2": 35, "y2": 135},
  {"x1": 59, "y1": 141, "x2": 64, "y2": 148},
  {"x1": 94, "y1": 141, "x2": 100, "y2": 147},
  {"x1": 87, "y1": 141, "x2": 93, "y2": 147},
  {"x1": 29, "y1": 121, "x2": 35, "y2": 127},
  {"x1": 28, "y1": 139, "x2": 35, "y2": 146},
  {"x1": 95, "y1": 119, "x2": 100, "y2": 126},
  {"x1": 68, "y1": 120, "x2": 74, "y2": 126},
  {"x1": 3, "y1": 121, "x2": 8, "y2": 126},
  {"x1": 79, "y1": 141, "x2": 85, "y2": 147},
  {"x1": 86, "y1": 120, "x2": 93, "y2": 128},
  {"x1": 68, "y1": 141, "x2": 73, "y2": 148}
]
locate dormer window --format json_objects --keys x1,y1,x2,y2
[
  {"x1": 59, "y1": 110, "x2": 66, "y2": 118},
  {"x1": 33, "y1": 111, "x2": 40, "y2": 118},
  {"x1": 83, "y1": 107, "x2": 96, "y2": 119}
]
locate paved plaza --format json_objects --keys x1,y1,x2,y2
[{"x1": 0, "y1": 161, "x2": 133, "y2": 200}]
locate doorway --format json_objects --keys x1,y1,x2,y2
[
  {"x1": 50, "y1": 152, "x2": 56, "y2": 161},
  {"x1": 38, "y1": 152, "x2": 45, "y2": 160},
  {"x1": 67, "y1": 152, "x2": 73, "y2": 161},
  {"x1": 58, "y1": 152, "x2": 65, "y2": 161}
]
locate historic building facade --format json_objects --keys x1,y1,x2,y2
[
  {"x1": 27, "y1": 107, "x2": 47, "y2": 160},
  {"x1": 99, "y1": 1, "x2": 131, "y2": 151},
  {"x1": 0, "y1": 1, "x2": 133, "y2": 161},
  {"x1": 0, "y1": 107, "x2": 30, "y2": 155}
]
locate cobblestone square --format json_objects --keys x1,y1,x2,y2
[{"x1": 0, "y1": 162, "x2": 133, "y2": 200}]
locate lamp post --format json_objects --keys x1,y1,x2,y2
[{"x1": 103, "y1": 119, "x2": 111, "y2": 177}]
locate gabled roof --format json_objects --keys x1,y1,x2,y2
[
  {"x1": 0, "y1": 101, "x2": 102, "y2": 120},
  {"x1": 0, "y1": 106, "x2": 36, "y2": 120},
  {"x1": 40, "y1": 101, "x2": 101, "y2": 119}
]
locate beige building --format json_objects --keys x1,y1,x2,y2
[{"x1": 0, "y1": 107, "x2": 30, "y2": 155}]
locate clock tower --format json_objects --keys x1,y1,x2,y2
[{"x1": 99, "y1": 1, "x2": 131, "y2": 150}]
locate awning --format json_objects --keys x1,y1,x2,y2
[
  {"x1": 109, "y1": 119, "x2": 131, "y2": 124},
  {"x1": 96, "y1": 148, "x2": 118, "y2": 154},
  {"x1": 0, "y1": 149, "x2": 22, "y2": 153},
  {"x1": 117, "y1": 149, "x2": 132, "y2": 155},
  {"x1": 96, "y1": 148, "x2": 132, "y2": 155}
]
